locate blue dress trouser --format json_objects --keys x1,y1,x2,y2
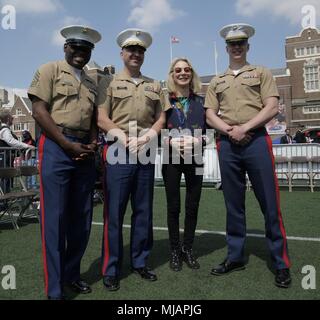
[
  {"x1": 101, "y1": 148, "x2": 155, "y2": 277},
  {"x1": 38, "y1": 134, "x2": 96, "y2": 298},
  {"x1": 217, "y1": 128, "x2": 291, "y2": 270}
]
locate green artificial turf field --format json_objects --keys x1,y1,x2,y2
[{"x1": 0, "y1": 188, "x2": 319, "y2": 300}]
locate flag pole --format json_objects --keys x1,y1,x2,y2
[
  {"x1": 170, "y1": 37, "x2": 173, "y2": 62},
  {"x1": 214, "y1": 41, "x2": 218, "y2": 76}
]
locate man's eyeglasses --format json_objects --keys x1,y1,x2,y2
[{"x1": 174, "y1": 67, "x2": 192, "y2": 74}]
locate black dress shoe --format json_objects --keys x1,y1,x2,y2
[
  {"x1": 181, "y1": 247, "x2": 200, "y2": 269},
  {"x1": 275, "y1": 268, "x2": 291, "y2": 288},
  {"x1": 133, "y1": 267, "x2": 157, "y2": 281},
  {"x1": 211, "y1": 259, "x2": 245, "y2": 276},
  {"x1": 103, "y1": 276, "x2": 120, "y2": 291},
  {"x1": 169, "y1": 249, "x2": 182, "y2": 272},
  {"x1": 66, "y1": 279, "x2": 92, "y2": 294}
]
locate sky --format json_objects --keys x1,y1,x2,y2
[{"x1": 0, "y1": 0, "x2": 320, "y2": 91}]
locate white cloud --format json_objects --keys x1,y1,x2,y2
[
  {"x1": 0, "y1": 0, "x2": 62, "y2": 14},
  {"x1": 51, "y1": 16, "x2": 89, "y2": 47},
  {"x1": 127, "y1": 0, "x2": 185, "y2": 32},
  {"x1": 235, "y1": 0, "x2": 320, "y2": 26}
]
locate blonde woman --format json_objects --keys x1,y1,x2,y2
[{"x1": 162, "y1": 58, "x2": 207, "y2": 271}]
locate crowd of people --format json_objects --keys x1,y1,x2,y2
[
  {"x1": 0, "y1": 22, "x2": 297, "y2": 299},
  {"x1": 0, "y1": 110, "x2": 36, "y2": 191},
  {"x1": 280, "y1": 128, "x2": 320, "y2": 144}
]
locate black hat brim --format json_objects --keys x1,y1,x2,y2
[{"x1": 66, "y1": 39, "x2": 94, "y2": 49}]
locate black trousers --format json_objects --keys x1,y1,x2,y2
[{"x1": 162, "y1": 163, "x2": 203, "y2": 250}]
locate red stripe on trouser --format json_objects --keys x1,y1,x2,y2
[
  {"x1": 102, "y1": 145, "x2": 109, "y2": 275},
  {"x1": 38, "y1": 134, "x2": 49, "y2": 295},
  {"x1": 265, "y1": 135, "x2": 291, "y2": 268},
  {"x1": 216, "y1": 138, "x2": 221, "y2": 154},
  {"x1": 102, "y1": 144, "x2": 108, "y2": 163}
]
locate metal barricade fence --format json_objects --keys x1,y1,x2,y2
[
  {"x1": 272, "y1": 143, "x2": 320, "y2": 191},
  {"x1": 154, "y1": 142, "x2": 221, "y2": 185},
  {"x1": 272, "y1": 143, "x2": 320, "y2": 159},
  {"x1": 2, "y1": 144, "x2": 318, "y2": 190},
  {"x1": 272, "y1": 144, "x2": 320, "y2": 180},
  {"x1": 0, "y1": 147, "x2": 38, "y2": 192},
  {"x1": 0, "y1": 147, "x2": 39, "y2": 228},
  {"x1": 154, "y1": 143, "x2": 320, "y2": 188}
]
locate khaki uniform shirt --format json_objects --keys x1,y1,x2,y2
[
  {"x1": 204, "y1": 64, "x2": 279, "y2": 125},
  {"x1": 28, "y1": 60, "x2": 97, "y2": 132},
  {"x1": 97, "y1": 71, "x2": 163, "y2": 134}
]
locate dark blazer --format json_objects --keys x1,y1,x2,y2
[
  {"x1": 165, "y1": 93, "x2": 206, "y2": 134},
  {"x1": 280, "y1": 134, "x2": 292, "y2": 144}
]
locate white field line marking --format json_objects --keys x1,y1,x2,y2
[
  {"x1": 5, "y1": 212, "x2": 318, "y2": 242},
  {"x1": 91, "y1": 222, "x2": 320, "y2": 242}
]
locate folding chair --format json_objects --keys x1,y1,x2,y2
[
  {"x1": 18, "y1": 165, "x2": 40, "y2": 222},
  {"x1": 0, "y1": 168, "x2": 38, "y2": 229},
  {"x1": 19, "y1": 165, "x2": 39, "y2": 191}
]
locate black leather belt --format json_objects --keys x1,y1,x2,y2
[{"x1": 57, "y1": 126, "x2": 89, "y2": 139}]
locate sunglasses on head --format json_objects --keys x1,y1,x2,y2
[{"x1": 174, "y1": 67, "x2": 192, "y2": 74}]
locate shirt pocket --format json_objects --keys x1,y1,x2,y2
[
  {"x1": 241, "y1": 78, "x2": 261, "y2": 94},
  {"x1": 112, "y1": 90, "x2": 133, "y2": 116},
  {"x1": 215, "y1": 82, "x2": 230, "y2": 101},
  {"x1": 55, "y1": 83, "x2": 78, "y2": 97},
  {"x1": 144, "y1": 91, "x2": 160, "y2": 108},
  {"x1": 113, "y1": 90, "x2": 132, "y2": 100},
  {"x1": 53, "y1": 83, "x2": 79, "y2": 112}
]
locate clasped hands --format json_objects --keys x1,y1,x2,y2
[
  {"x1": 170, "y1": 135, "x2": 200, "y2": 158},
  {"x1": 67, "y1": 142, "x2": 97, "y2": 161},
  {"x1": 128, "y1": 136, "x2": 150, "y2": 154},
  {"x1": 227, "y1": 125, "x2": 253, "y2": 146}
]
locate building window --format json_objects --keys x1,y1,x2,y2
[
  {"x1": 296, "y1": 48, "x2": 305, "y2": 56},
  {"x1": 16, "y1": 108, "x2": 23, "y2": 116},
  {"x1": 13, "y1": 123, "x2": 21, "y2": 132},
  {"x1": 306, "y1": 47, "x2": 315, "y2": 55},
  {"x1": 304, "y1": 60, "x2": 320, "y2": 92},
  {"x1": 303, "y1": 106, "x2": 320, "y2": 114},
  {"x1": 296, "y1": 46, "x2": 320, "y2": 57},
  {"x1": 13, "y1": 123, "x2": 29, "y2": 132}
]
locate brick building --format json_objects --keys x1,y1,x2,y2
[
  {"x1": 84, "y1": 61, "x2": 114, "y2": 85},
  {"x1": 11, "y1": 95, "x2": 38, "y2": 141},
  {"x1": 285, "y1": 27, "x2": 320, "y2": 131}
]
